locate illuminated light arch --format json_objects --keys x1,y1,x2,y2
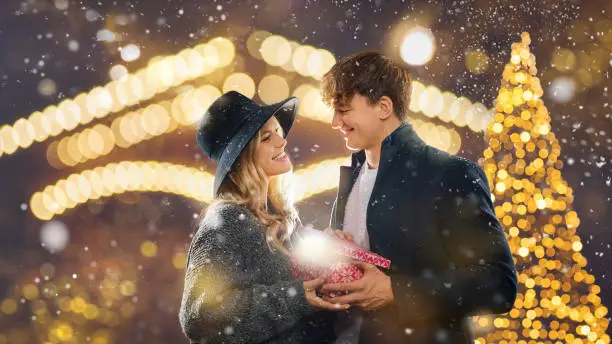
[
  {"x1": 45, "y1": 76, "x2": 466, "y2": 169},
  {"x1": 30, "y1": 157, "x2": 351, "y2": 221},
  {"x1": 0, "y1": 37, "x2": 235, "y2": 158},
  {"x1": 13, "y1": 30, "x2": 487, "y2": 221},
  {"x1": 1, "y1": 32, "x2": 491, "y2": 159}
]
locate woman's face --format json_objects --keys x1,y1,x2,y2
[{"x1": 254, "y1": 116, "x2": 292, "y2": 177}]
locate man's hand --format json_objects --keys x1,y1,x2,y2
[{"x1": 320, "y1": 261, "x2": 394, "y2": 311}]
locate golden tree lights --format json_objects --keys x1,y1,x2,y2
[{"x1": 472, "y1": 32, "x2": 609, "y2": 344}]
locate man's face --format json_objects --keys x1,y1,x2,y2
[{"x1": 331, "y1": 94, "x2": 384, "y2": 151}]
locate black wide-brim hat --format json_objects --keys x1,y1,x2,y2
[{"x1": 196, "y1": 90, "x2": 298, "y2": 197}]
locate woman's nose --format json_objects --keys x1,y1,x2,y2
[{"x1": 276, "y1": 136, "x2": 287, "y2": 149}]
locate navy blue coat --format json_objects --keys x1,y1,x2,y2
[{"x1": 330, "y1": 123, "x2": 518, "y2": 343}]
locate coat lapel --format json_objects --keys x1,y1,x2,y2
[
  {"x1": 332, "y1": 152, "x2": 364, "y2": 230},
  {"x1": 365, "y1": 124, "x2": 426, "y2": 252}
]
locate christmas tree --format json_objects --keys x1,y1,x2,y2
[{"x1": 473, "y1": 32, "x2": 609, "y2": 343}]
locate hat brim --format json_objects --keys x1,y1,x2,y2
[{"x1": 213, "y1": 97, "x2": 298, "y2": 196}]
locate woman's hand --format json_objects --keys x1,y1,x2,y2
[
  {"x1": 303, "y1": 278, "x2": 350, "y2": 311},
  {"x1": 324, "y1": 228, "x2": 354, "y2": 242}
]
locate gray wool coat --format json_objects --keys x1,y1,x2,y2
[{"x1": 178, "y1": 203, "x2": 337, "y2": 344}]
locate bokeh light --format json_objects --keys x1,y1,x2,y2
[
  {"x1": 38, "y1": 79, "x2": 57, "y2": 97},
  {"x1": 0, "y1": 37, "x2": 234, "y2": 158},
  {"x1": 258, "y1": 75, "x2": 290, "y2": 104},
  {"x1": 400, "y1": 27, "x2": 436, "y2": 66},
  {"x1": 223, "y1": 73, "x2": 256, "y2": 98},
  {"x1": 109, "y1": 65, "x2": 128, "y2": 81},
  {"x1": 465, "y1": 49, "x2": 490, "y2": 74},
  {"x1": 39, "y1": 221, "x2": 70, "y2": 253},
  {"x1": 96, "y1": 29, "x2": 115, "y2": 42},
  {"x1": 120, "y1": 44, "x2": 141, "y2": 62},
  {"x1": 260, "y1": 35, "x2": 292, "y2": 66},
  {"x1": 549, "y1": 76, "x2": 577, "y2": 103}
]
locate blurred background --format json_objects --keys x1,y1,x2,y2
[{"x1": 0, "y1": 0, "x2": 610, "y2": 342}]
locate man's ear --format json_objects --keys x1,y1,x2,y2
[{"x1": 377, "y1": 96, "x2": 394, "y2": 120}]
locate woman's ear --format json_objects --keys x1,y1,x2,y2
[{"x1": 377, "y1": 96, "x2": 394, "y2": 120}]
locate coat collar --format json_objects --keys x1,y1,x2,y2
[
  {"x1": 350, "y1": 122, "x2": 425, "y2": 171},
  {"x1": 332, "y1": 122, "x2": 426, "y2": 229}
]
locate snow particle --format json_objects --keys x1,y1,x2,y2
[
  {"x1": 67, "y1": 40, "x2": 79, "y2": 52},
  {"x1": 40, "y1": 220, "x2": 70, "y2": 253}
]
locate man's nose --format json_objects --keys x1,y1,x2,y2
[{"x1": 331, "y1": 112, "x2": 342, "y2": 130}]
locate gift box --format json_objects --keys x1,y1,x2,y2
[{"x1": 290, "y1": 227, "x2": 391, "y2": 285}]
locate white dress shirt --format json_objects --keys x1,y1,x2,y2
[{"x1": 335, "y1": 163, "x2": 378, "y2": 344}]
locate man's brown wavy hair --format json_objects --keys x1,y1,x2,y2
[{"x1": 320, "y1": 51, "x2": 413, "y2": 121}]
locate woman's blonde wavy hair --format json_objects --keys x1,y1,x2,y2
[{"x1": 206, "y1": 129, "x2": 298, "y2": 255}]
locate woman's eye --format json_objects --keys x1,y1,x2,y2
[{"x1": 262, "y1": 136, "x2": 271, "y2": 142}]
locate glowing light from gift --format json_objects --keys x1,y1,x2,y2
[
  {"x1": 472, "y1": 32, "x2": 609, "y2": 343},
  {"x1": 400, "y1": 27, "x2": 436, "y2": 66},
  {"x1": 293, "y1": 230, "x2": 336, "y2": 266}
]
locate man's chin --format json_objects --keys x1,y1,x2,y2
[{"x1": 345, "y1": 142, "x2": 362, "y2": 151}]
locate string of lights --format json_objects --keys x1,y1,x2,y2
[{"x1": 0, "y1": 32, "x2": 492, "y2": 161}]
